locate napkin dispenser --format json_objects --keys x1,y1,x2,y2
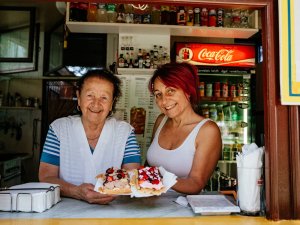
[{"x1": 0, "y1": 182, "x2": 60, "y2": 213}]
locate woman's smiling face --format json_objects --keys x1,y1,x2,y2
[
  {"x1": 153, "y1": 78, "x2": 190, "y2": 118},
  {"x1": 77, "y1": 77, "x2": 114, "y2": 125}
]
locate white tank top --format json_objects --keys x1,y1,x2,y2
[{"x1": 147, "y1": 116, "x2": 210, "y2": 178}]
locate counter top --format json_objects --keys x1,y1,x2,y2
[{"x1": 0, "y1": 191, "x2": 193, "y2": 219}]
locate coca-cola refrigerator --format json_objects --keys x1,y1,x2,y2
[{"x1": 175, "y1": 43, "x2": 256, "y2": 191}]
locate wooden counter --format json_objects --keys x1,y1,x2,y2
[{"x1": 1, "y1": 217, "x2": 300, "y2": 225}]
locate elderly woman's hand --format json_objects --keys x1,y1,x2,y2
[{"x1": 75, "y1": 183, "x2": 117, "y2": 204}]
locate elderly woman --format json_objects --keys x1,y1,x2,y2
[
  {"x1": 146, "y1": 62, "x2": 222, "y2": 194},
  {"x1": 39, "y1": 69, "x2": 141, "y2": 204}
]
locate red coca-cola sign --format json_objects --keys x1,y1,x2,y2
[{"x1": 176, "y1": 43, "x2": 255, "y2": 67}]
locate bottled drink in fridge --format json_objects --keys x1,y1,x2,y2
[
  {"x1": 209, "y1": 104, "x2": 218, "y2": 121},
  {"x1": 202, "y1": 104, "x2": 209, "y2": 118},
  {"x1": 231, "y1": 105, "x2": 238, "y2": 121},
  {"x1": 216, "y1": 104, "x2": 225, "y2": 134},
  {"x1": 231, "y1": 104, "x2": 238, "y2": 129},
  {"x1": 217, "y1": 104, "x2": 224, "y2": 122},
  {"x1": 224, "y1": 105, "x2": 232, "y2": 132}
]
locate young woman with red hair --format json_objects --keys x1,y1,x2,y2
[{"x1": 147, "y1": 62, "x2": 222, "y2": 194}]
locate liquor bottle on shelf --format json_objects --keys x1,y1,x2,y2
[
  {"x1": 169, "y1": 6, "x2": 177, "y2": 25},
  {"x1": 223, "y1": 9, "x2": 232, "y2": 27},
  {"x1": 151, "y1": 5, "x2": 161, "y2": 24},
  {"x1": 124, "y1": 4, "x2": 134, "y2": 24},
  {"x1": 160, "y1": 6, "x2": 170, "y2": 25},
  {"x1": 116, "y1": 4, "x2": 126, "y2": 23},
  {"x1": 186, "y1": 7, "x2": 194, "y2": 26},
  {"x1": 97, "y1": 4, "x2": 108, "y2": 22},
  {"x1": 240, "y1": 9, "x2": 250, "y2": 28},
  {"x1": 107, "y1": 4, "x2": 117, "y2": 23},
  {"x1": 177, "y1": 6, "x2": 186, "y2": 25},
  {"x1": 87, "y1": 3, "x2": 98, "y2": 22},
  {"x1": 194, "y1": 7, "x2": 200, "y2": 26},
  {"x1": 231, "y1": 9, "x2": 241, "y2": 28},
  {"x1": 118, "y1": 54, "x2": 125, "y2": 68}
]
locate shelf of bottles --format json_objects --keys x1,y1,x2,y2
[
  {"x1": 118, "y1": 35, "x2": 170, "y2": 70},
  {"x1": 66, "y1": 3, "x2": 259, "y2": 38}
]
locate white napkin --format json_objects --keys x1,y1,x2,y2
[
  {"x1": 236, "y1": 143, "x2": 264, "y2": 168},
  {"x1": 236, "y1": 143, "x2": 264, "y2": 213}
]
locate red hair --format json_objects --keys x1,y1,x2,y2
[{"x1": 148, "y1": 62, "x2": 199, "y2": 105}]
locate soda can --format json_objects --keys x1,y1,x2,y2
[
  {"x1": 214, "y1": 82, "x2": 220, "y2": 97},
  {"x1": 199, "y1": 82, "x2": 205, "y2": 97},
  {"x1": 221, "y1": 82, "x2": 228, "y2": 97},
  {"x1": 230, "y1": 84, "x2": 237, "y2": 97},
  {"x1": 217, "y1": 8, "x2": 224, "y2": 27},
  {"x1": 200, "y1": 8, "x2": 208, "y2": 26},
  {"x1": 206, "y1": 83, "x2": 213, "y2": 97}
]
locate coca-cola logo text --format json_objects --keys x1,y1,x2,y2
[{"x1": 198, "y1": 48, "x2": 234, "y2": 62}]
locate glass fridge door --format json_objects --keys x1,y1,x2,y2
[{"x1": 197, "y1": 72, "x2": 255, "y2": 191}]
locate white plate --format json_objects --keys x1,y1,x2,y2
[{"x1": 186, "y1": 194, "x2": 240, "y2": 215}]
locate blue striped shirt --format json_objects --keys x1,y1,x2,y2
[{"x1": 40, "y1": 126, "x2": 141, "y2": 166}]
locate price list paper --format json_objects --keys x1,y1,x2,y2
[{"x1": 115, "y1": 74, "x2": 161, "y2": 162}]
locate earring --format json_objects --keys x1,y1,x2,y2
[{"x1": 77, "y1": 105, "x2": 81, "y2": 111}]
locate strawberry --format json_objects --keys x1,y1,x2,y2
[
  {"x1": 106, "y1": 167, "x2": 114, "y2": 174},
  {"x1": 152, "y1": 179, "x2": 160, "y2": 185}
]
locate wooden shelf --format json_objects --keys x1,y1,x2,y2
[{"x1": 66, "y1": 21, "x2": 259, "y2": 39}]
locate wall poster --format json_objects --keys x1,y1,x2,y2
[{"x1": 279, "y1": 0, "x2": 300, "y2": 104}]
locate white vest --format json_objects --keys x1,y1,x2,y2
[{"x1": 51, "y1": 115, "x2": 132, "y2": 185}]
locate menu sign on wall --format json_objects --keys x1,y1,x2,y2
[
  {"x1": 114, "y1": 72, "x2": 161, "y2": 163},
  {"x1": 175, "y1": 43, "x2": 255, "y2": 68},
  {"x1": 279, "y1": 0, "x2": 300, "y2": 105}
]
